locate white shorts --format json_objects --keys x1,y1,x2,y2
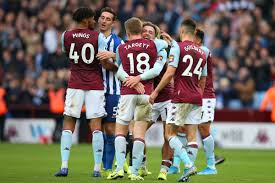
[
  {"x1": 116, "y1": 95, "x2": 152, "y2": 125},
  {"x1": 166, "y1": 103, "x2": 202, "y2": 126},
  {"x1": 152, "y1": 100, "x2": 171, "y2": 122},
  {"x1": 64, "y1": 88, "x2": 106, "y2": 119},
  {"x1": 200, "y1": 98, "x2": 216, "y2": 123}
]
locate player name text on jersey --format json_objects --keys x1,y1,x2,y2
[
  {"x1": 184, "y1": 45, "x2": 204, "y2": 55},
  {"x1": 72, "y1": 33, "x2": 90, "y2": 39},
  {"x1": 124, "y1": 42, "x2": 150, "y2": 50}
]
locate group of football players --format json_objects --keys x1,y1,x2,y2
[{"x1": 54, "y1": 6, "x2": 224, "y2": 182}]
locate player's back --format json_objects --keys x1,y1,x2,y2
[
  {"x1": 201, "y1": 46, "x2": 215, "y2": 99},
  {"x1": 173, "y1": 40, "x2": 206, "y2": 105},
  {"x1": 118, "y1": 38, "x2": 158, "y2": 95},
  {"x1": 63, "y1": 28, "x2": 104, "y2": 90}
]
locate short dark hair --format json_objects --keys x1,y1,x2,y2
[
  {"x1": 125, "y1": 17, "x2": 143, "y2": 35},
  {"x1": 195, "y1": 28, "x2": 204, "y2": 43},
  {"x1": 100, "y1": 7, "x2": 117, "y2": 21},
  {"x1": 181, "y1": 19, "x2": 196, "y2": 35},
  {"x1": 72, "y1": 7, "x2": 95, "y2": 23}
]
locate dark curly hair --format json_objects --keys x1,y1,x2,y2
[
  {"x1": 72, "y1": 7, "x2": 95, "y2": 23},
  {"x1": 195, "y1": 28, "x2": 204, "y2": 43}
]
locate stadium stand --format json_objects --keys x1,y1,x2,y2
[{"x1": 0, "y1": 0, "x2": 274, "y2": 113}]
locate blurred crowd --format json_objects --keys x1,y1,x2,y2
[{"x1": 0, "y1": 0, "x2": 275, "y2": 110}]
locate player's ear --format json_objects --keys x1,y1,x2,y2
[
  {"x1": 126, "y1": 31, "x2": 130, "y2": 39},
  {"x1": 111, "y1": 20, "x2": 115, "y2": 26},
  {"x1": 81, "y1": 18, "x2": 88, "y2": 26},
  {"x1": 180, "y1": 27, "x2": 184, "y2": 35}
]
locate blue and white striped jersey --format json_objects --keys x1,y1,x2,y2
[{"x1": 101, "y1": 33, "x2": 123, "y2": 95}]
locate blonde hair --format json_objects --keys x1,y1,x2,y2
[
  {"x1": 124, "y1": 17, "x2": 143, "y2": 35},
  {"x1": 143, "y1": 21, "x2": 160, "y2": 38}
]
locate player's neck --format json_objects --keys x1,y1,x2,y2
[
  {"x1": 128, "y1": 34, "x2": 142, "y2": 41},
  {"x1": 76, "y1": 23, "x2": 88, "y2": 29},
  {"x1": 101, "y1": 29, "x2": 112, "y2": 38},
  {"x1": 181, "y1": 35, "x2": 194, "y2": 43}
]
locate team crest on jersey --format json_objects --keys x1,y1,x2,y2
[
  {"x1": 168, "y1": 55, "x2": 174, "y2": 62},
  {"x1": 158, "y1": 55, "x2": 163, "y2": 61}
]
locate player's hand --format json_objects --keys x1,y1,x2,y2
[
  {"x1": 149, "y1": 91, "x2": 159, "y2": 104},
  {"x1": 160, "y1": 31, "x2": 173, "y2": 45},
  {"x1": 96, "y1": 51, "x2": 115, "y2": 60},
  {"x1": 133, "y1": 82, "x2": 145, "y2": 94},
  {"x1": 124, "y1": 76, "x2": 141, "y2": 88}
]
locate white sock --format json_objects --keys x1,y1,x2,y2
[{"x1": 115, "y1": 135, "x2": 126, "y2": 171}]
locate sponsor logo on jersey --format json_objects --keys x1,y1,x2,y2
[
  {"x1": 168, "y1": 55, "x2": 174, "y2": 62},
  {"x1": 158, "y1": 55, "x2": 163, "y2": 61}
]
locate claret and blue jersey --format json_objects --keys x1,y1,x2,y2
[
  {"x1": 168, "y1": 40, "x2": 208, "y2": 105},
  {"x1": 115, "y1": 38, "x2": 168, "y2": 95},
  {"x1": 61, "y1": 29, "x2": 106, "y2": 90}
]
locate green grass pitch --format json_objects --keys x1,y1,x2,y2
[{"x1": 0, "y1": 143, "x2": 274, "y2": 183}]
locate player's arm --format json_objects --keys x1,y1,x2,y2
[
  {"x1": 140, "y1": 48, "x2": 167, "y2": 79},
  {"x1": 97, "y1": 33, "x2": 118, "y2": 71},
  {"x1": 96, "y1": 51, "x2": 116, "y2": 60},
  {"x1": 61, "y1": 31, "x2": 66, "y2": 53},
  {"x1": 97, "y1": 40, "x2": 124, "y2": 61},
  {"x1": 160, "y1": 31, "x2": 173, "y2": 46},
  {"x1": 100, "y1": 58, "x2": 118, "y2": 71},
  {"x1": 140, "y1": 39, "x2": 170, "y2": 80},
  {"x1": 154, "y1": 38, "x2": 169, "y2": 51},
  {"x1": 114, "y1": 49, "x2": 128, "y2": 82},
  {"x1": 116, "y1": 64, "x2": 129, "y2": 82},
  {"x1": 149, "y1": 40, "x2": 180, "y2": 104},
  {"x1": 199, "y1": 62, "x2": 207, "y2": 92},
  {"x1": 199, "y1": 77, "x2": 206, "y2": 92}
]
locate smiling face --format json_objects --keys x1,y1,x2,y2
[
  {"x1": 142, "y1": 25, "x2": 156, "y2": 40},
  {"x1": 98, "y1": 11, "x2": 114, "y2": 32}
]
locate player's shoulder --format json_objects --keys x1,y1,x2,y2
[
  {"x1": 65, "y1": 29, "x2": 99, "y2": 37},
  {"x1": 110, "y1": 33, "x2": 124, "y2": 48},
  {"x1": 200, "y1": 45, "x2": 210, "y2": 54},
  {"x1": 177, "y1": 40, "x2": 187, "y2": 48},
  {"x1": 111, "y1": 33, "x2": 122, "y2": 41},
  {"x1": 116, "y1": 41, "x2": 125, "y2": 52},
  {"x1": 154, "y1": 38, "x2": 168, "y2": 51},
  {"x1": 170, "y1": 40, "x2": 180, "y2": 52},
  {"x1": 183, "y1": 41, "x2": 206, "y2": 56}
]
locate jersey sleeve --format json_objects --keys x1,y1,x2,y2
[
  {"x1": 115, "y1": 46, "x2": 122, "y2": 66},
  {"x1": 201, "y1": 62, "x2": 207, "y2": 77},
  {"x1": 61, "y1": 31, "x2": 66, "y2": 53},
  {"x1": 168, "y1": 40, "x2": 180, "y2": 68},
  {"x1": 140, "y1": 49, "x2": 167, "y2": 80},
  {"x1": 98, "y1": 32, "x2": 107, "y2": 51},
  {"x1": 201, "y1": 46, "x2": 210, "y2": 59},
  {"x1": 201, "y1": 46, "x2": 210, "y2": 77},
  {"x1": 154, "y1": 38, "x2": 168, "y2": 52},
  {"x1": 116, "y1": 64, "x2": 129, "y2": 82}
]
